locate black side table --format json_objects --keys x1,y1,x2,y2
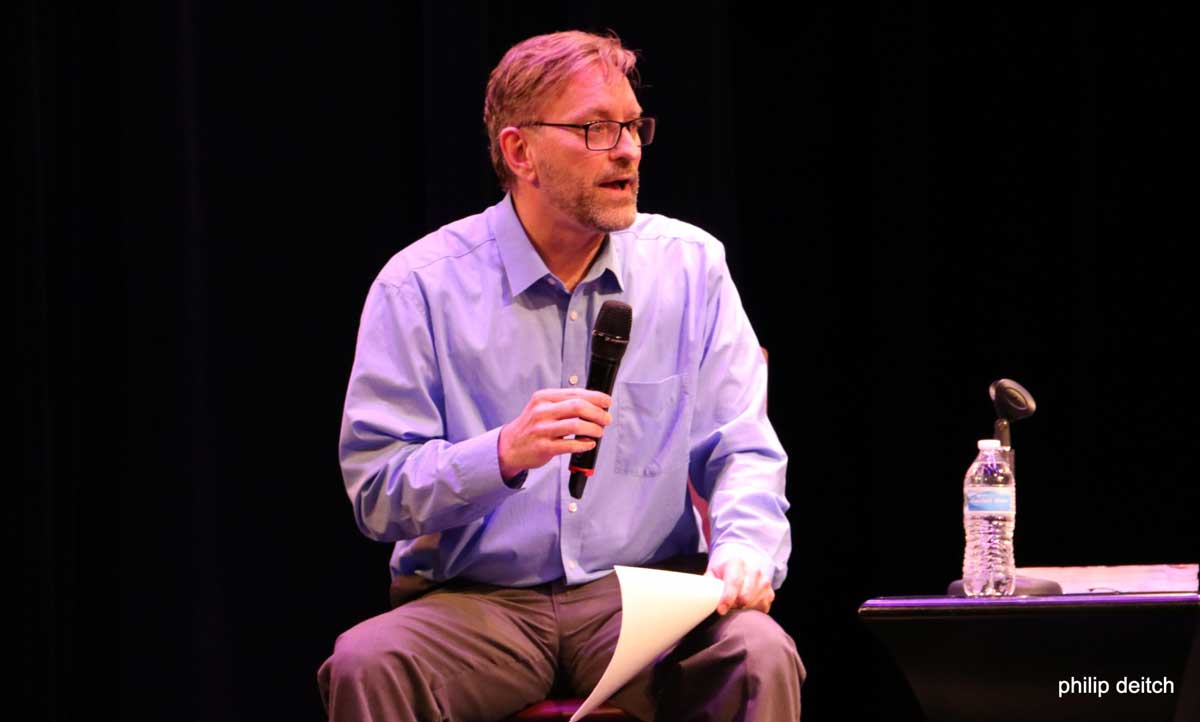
[{"x1": 858, "y1": 592, "x2": 1199, "y2": 722}]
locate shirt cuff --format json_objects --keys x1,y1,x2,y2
[
  {"x1": 502, "y1": 469, "x2": 529, "y2": 489},
  {"x1": 453, "y1": 426, "x2": 524, "y2": 500}
]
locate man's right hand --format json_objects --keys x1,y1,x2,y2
[{"x1": 498, "y1": 388, "x2": 613, "y2": 482}]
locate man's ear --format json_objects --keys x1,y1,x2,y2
[{"x1": 498, "y1": 127, "x2": 538, "y2": 185}]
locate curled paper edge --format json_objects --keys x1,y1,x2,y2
[{"x1": 569, "y1": 565, "x2": 724, "y2": 722}]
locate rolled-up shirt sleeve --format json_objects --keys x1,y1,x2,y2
[
  {"x1": 338, "y1": 278, "x2": 519, "y2": 541},
  {"x1": 687, "y1": 243, "x2": 791, "y2": 590}
]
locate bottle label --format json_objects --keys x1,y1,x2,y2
[{"x1": 965, "y1": 487, "x2": 1015, "y2": 513}]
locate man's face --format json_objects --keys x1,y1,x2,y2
[{"x1": 526, "y1": 64, "x2": 644, "y2": 234}]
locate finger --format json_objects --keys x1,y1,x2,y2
[
  {"x1": 746, "y1": 574, "x2": 776, "y2": 613},
  {"x1": 534, "y1": 388, "x2": 613, "y2": 408},
  {"x1": 748, "y1": 587, "x2": 775, "y2": 614},
  {"x1": 542, "y1": 418, "x2": 606, "y2": 440},
  {"x1": 717, "y1": 560, "x2": 745, "y2": 616},
  {"x1": 543, "y1": 437, "x2": 598, "y2": 457},
  {"x1": 736, "y1": 567, "x2": 764, "y2": 609},
  {"x1": 547, "y1": 398, "x2": 613, "y2": 426}
]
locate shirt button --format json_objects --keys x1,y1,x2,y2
[
  {"x1": 569, "y1": 374, "x2": 579, "y2": 385},
  {"x1": 569, "y1": 310, "x2": 579, "y2": 321},
  {"x1": 567, "y1": 560, "x2": 576, "y2": 570},
  {"x1": 568, "y1": 502, "x2": 578, "y2": 513}
]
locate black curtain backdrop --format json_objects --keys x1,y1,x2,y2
[{"x1": 16, "y1": 2, "x2": 1197, "y2": 721}]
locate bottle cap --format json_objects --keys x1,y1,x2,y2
[{"x1": 977, "y1": 439, "x2": 1002, "y2": 450}]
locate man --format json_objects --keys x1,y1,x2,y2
[{"x1": 319, "y1": 30, "x2": 804, "y2": 721}]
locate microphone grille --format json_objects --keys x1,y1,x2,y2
[{"x1": 595, "y1": 300, "x2": 632, "y2": 338}]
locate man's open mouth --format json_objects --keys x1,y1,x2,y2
[{"x1": 600, "y1": 178, "x2": 632, "y2": 191}]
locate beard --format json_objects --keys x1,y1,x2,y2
[{"x1": 535, "y1": 159, "x2": 639, "y2": 233}]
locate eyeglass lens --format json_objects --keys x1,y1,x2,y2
[{"x1": 588, "y1": 118, "x2": 656, "y2": 150}]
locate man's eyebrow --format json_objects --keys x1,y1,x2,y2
[{"x1": 572, "y1": 106, "x2": 645, "y2": 120}]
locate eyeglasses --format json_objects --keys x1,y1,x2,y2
[{"x1": 519, "y1": 117, "x2": 656, "y2": 151}]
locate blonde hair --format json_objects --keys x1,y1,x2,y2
[{"x1": 484, "y1": 30, "x2": 639, "y2": 190}]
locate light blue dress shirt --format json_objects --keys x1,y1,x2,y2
[{"x1": 339, "y1": 194, "x2": 790, "y2": 588}]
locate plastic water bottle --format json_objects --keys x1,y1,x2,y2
[{"x1": 962, "y1": 438, "x2": 1016, "y2": 596}]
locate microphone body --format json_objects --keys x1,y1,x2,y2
[{"x1": 568, "y1": 301, "x2": 631, "y2": 498}]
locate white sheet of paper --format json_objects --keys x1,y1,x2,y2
[{"x1": 569, "y1": 565, "x2": 724, "y2": 722}]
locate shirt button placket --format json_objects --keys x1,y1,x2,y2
[
  {"x1": 562, "y1": 291, "x2": 588, "y2": 391},
  {"x1": 560, "y1": 287, "x2": 589, "y2": 582}
]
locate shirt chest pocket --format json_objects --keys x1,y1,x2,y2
[{"x1": 614, "y1": 373, "x2": 690, "y2": 477}]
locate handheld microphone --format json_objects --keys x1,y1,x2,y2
[{"x1": 568, "y1": 300, "x2": 632, "y2": 499}]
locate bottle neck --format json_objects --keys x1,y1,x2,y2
[{"x1": 977, "y1": 447, "x2": 1016, "y2": 474}]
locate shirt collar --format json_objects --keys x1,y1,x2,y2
[
  {"x1": 490, "y1": 193, "x2": 625, "y2": 297},
  {"x1": 584, "y1": 231, "x2": 624, "y2": 292},
  {"x1": 491, "y1": 194, "x2": 550, "y2": 297}
]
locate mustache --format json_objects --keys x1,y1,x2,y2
[{"x1": 599, "y1": 169, "x2": 639, "y2": 184}]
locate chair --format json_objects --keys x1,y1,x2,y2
[{"x1": 505, "y1": 693, "x2": 638, "y2": 721}]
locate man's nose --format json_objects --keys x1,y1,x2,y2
[{"x1": 609, "y1": 125, "x2": 642, "y2": 163}]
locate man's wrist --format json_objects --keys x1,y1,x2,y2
[
  {"x1": 708, "y1": 542, "x2": 776, "y2": 587},
  {"x1": 496, "y1": 427, "x2": 527, "y2": 487}
]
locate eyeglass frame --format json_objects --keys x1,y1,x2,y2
[{"x1": 517, "y1": 117, "x2": 656, "y2": 151}]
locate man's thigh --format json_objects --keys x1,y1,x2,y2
[
  {"x1": 653, "y1": 609, "x2": 804, "y2": 721},
  {"x1": 559, "y1": 575, "x2": 803, "y2": 722},
  {"x1": 320, "y1": 582, "x2": 560, "y2": 722}
]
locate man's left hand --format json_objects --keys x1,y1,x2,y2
[{"x1": 706, "y1": 555, "x2": 774, "y2": 616}]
